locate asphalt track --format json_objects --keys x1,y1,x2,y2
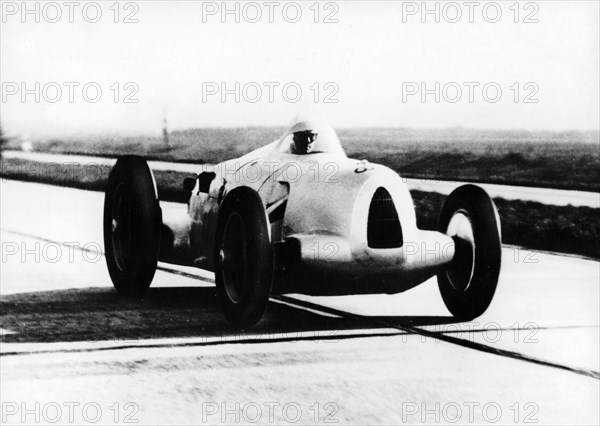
[{"x1": 1, "y1": 180, "x2": 599, "y2": 425}]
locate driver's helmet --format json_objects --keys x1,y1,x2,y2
[{"x1": 287, "y1": 119, "x2": 323, "y2": 135}]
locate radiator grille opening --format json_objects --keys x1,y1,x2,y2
[{"x1": 367, "y1": 187, "x2": 403, "y2": 248}]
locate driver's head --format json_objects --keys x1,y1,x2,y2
[{"x1": 292, "y1": 130, "x2": 318, "y2": 154}]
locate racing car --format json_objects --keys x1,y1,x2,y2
[{"x1": 103, "y1": 120, "x2": 502, "y2": 328}]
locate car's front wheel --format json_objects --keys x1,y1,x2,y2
[{"x1": 437, "y1": 184, "x2": 502, "y2": 320}]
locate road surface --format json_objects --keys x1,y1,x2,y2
[{"x1": 1, "y1": 180, "x2": 598, "y2": 425}]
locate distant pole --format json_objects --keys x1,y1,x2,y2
[
  {"x1": 0, "y1": 121, "x2": 6, "y2": 159},
  {"x1": 162, "y1": 115, "x2": 170, "y2": 147}
]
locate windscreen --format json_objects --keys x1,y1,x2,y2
[{"x1": 276, "y1": 121, "x2": 346, "y2": 156}]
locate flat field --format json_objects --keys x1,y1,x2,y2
[{"x1": 7, "y1": 127, "x2": 599, "y2": 191}]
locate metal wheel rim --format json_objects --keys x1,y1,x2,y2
[{"x1": 445, "y1": 209, "x2": 475, "y2": 292}]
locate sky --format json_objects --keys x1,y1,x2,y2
[{"x1": 1, "y1": 0, "x2": 599, "y2": 138}]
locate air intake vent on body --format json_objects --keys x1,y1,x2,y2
[{"x1": 367, "y1": 187, "x2": 403, "y2": 248}]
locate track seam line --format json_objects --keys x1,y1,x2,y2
[
  {"x1": 0, "y1": 228, "x2": 213, "y2": 282},
  {"x1": 2, "y1": 228, "x2": 598, "y2": 379},
  {"x1": 0, "y1": 331, "x2": 404, "y2": 357},
  {"x1": 274, "y1": 295, "x2": 600, "y2": 380}
]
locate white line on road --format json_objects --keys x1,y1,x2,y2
[{"x1": 270, "y1": 297, "x2": 343, "y2": 318}]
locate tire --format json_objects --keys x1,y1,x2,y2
[
  {"x1": 215, "y1": 187, "x2": 273, "y2": 329},
  {"x1": 103, "y1": 156, "x2": 161, "y2": 296},
  {"x1": 437, "y1": 184, "x2": 501, "y2": 320}
]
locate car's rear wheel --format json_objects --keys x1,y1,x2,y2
[
  {"x1": 103, "y1": 156, "x2": 161, "y2": 296},
  {"x1": 437, "y1": 184, "x2": 501, "y2": 320},
  {"x1": 215, "y1": 187, "x2": 273, "y2": 329}
]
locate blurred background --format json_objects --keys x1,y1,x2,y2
[{"x1": 1, "y1": 0, "x2": 598, "y2": 137}]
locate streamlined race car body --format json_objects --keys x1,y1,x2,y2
[{"x1": 104, "y1": 121, "x2": 502, "y2": 328}]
